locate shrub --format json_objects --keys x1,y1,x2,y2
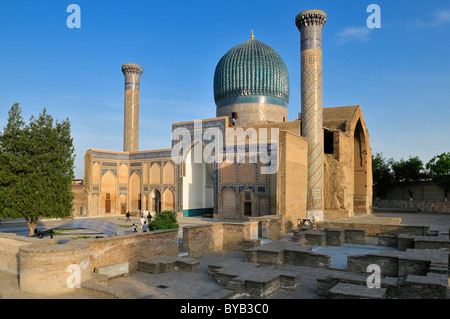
[{"x1": 148, "y1": 210, "x2": 179, "y2": 231}]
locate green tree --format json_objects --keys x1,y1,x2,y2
[
  {"x1": 372, "y1": 153, "x2": 394, "y2": 199},
  {"x1": 426, "y1": 152, "x2": 450, "y2": 202},
  {"x1": 148, "y1": 210, "x2": 179, "y2": 231},
  {"x1": 0, "y1": 104, "x2": 75, "y2": 236},
  {"x1": 390, "y1": 156, "x2": 424, "y2": 200}
]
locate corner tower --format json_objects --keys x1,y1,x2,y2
[
  {"x1": 122, "y1": 63, "x2": 143, "y2": 153},
  {"x1": 296, "y1": 10, "x2": 326, "y2": 221},
  {"x1": 214, "y1": 33, "x2": 289, "y2": 126}
]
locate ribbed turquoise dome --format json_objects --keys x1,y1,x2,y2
[{"x1": 214, "y1": 38, "x2": 289, "y2": 108}]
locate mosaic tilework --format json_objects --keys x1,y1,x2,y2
[
  {"x1": 214, "y1": 38, "x2": 289, "y2": 112},
  {"x1": 123, "y1": 91, "x2": 140, "y2": 153},
  {"x1": 296, "y1": 10, "x2": 326, "y2": 212}
]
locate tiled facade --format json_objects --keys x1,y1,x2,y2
[{"x1": 72, "y1": 10, "x2": 373, "y2": 231}]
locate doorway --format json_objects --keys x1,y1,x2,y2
[{"x1": 152, "y1": 189, "x2": 161, "y2": 214}]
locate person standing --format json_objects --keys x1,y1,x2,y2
[
  {"x1": 147, "y1": 212, "x2": 152, "y2": 224},
  {"x1": 142, "y1": 221, "x2": 148, "y2": 233}
]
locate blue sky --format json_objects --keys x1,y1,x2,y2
[{"x1": 1, "y1": 0, "x2": 449, "y2": 178}]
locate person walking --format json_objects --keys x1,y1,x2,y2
[
  {"x1": 140, "y1": 216, "x2": 145, "y2": 227},
  {"x1": 126, "y1": 211, "x2": 131, "y2": 222}
]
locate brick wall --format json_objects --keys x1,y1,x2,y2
[
  {"x1": 182, "y1": 222, "x2": 258, "y2": 257},
  {"x1": 89, "y1": 229, "x2": 178, "y2": 271}
]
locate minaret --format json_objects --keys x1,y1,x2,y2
[
  {"x1": 121, "y1": 63, "x2": 143, "y2": 153},
  {"x1": 295, "y1": 10, "x2": 326, "y2": 221}
]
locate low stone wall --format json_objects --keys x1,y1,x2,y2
[
  {"x1": 248, "y1": 216, "x2": 282, "y2": 240},
  {"x1": 0, "y1": 233, "x2": 40, "y2": 274},
  {"x1": 347, "y1": 253, "x2": 399, "y2": 277},
  {"x1": 2, "y1": 229, "x2": 178, "y2": 295},
  {"x1": 182, "y1": 222, "x2": 259, "y2": 258},
  {"x1": 19, "y1": 241, "x2": 91, "y2": 295},
  {"x1": 182, "y1": 224, "x2": 223, "y2": 258},
  {"x1": 89, "y1": 229, "x2": 178, "y2": 272},
  {"x1": 316, "y1": 221, "x2": 429, "y2": 237},
  {"x1": 374, "y1": 199, "x2": 450, "y2": 213}
]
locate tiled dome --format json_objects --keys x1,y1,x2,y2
[{"x1": 214, "y1": 38, "x2": 289, "y2": 108}]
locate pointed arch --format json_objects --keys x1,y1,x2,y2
[
  {"x1": 150, "y1": 163, "x2": 161, "y2": 185},
  {"x1": 353, "y1": 118, "x2": 369, "y2": 215},
  {"x1": 239, "y1": 187, "x2": 254, "y2": 218},
  {"x1": 182, "y1": 141, "x2": 215, "y2": 216},
  {"x1": 119, "y1": 194, "x2": 127, "y2": 214},
  {"x1": 221, "y1": 187, "x2": 236, "y2": 220},
  {"x1": 163, "y1": 162, "x2": 175, "y2": 184},
  {"x1": 129, "y1": 171, "x2": 142, "y2": 213},
  {"x1": 101, "y1": 170, "x2": 117, "y2": 214},
  {"x1": 258, "y1": 196, "x2": 266, "y2": 216},
  {"x1": 150, "y1": 187, "x2": 162, "y2": 214},
  {"x1": 163, "y1": 187, "x2": 175, "y2": 211}
]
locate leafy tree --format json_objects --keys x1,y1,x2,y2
[
  {"x1": 372, "y1": 153, "x2": 394, "y2": 199},
  {"x1": 0, "y1": 104, "x2": 75, "y2": 236},
  {"x1": 390, "y1": 156, "x2": 424, "y2": 200},
  {"x1": 426, "y1": 152, "x2": 450, "y2": 201},
  {"x1": 148, "y1": 210, "x2": 179, "y2": 231}
]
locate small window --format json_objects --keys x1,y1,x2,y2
[
  {"x1": 324, "y1": 131, "x2": 334, "y2": 155},
  {"x1": 231, "y1": 112, "x2": 237, "y2": 119}
]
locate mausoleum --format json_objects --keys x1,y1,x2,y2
[{"x1": 73, "y1": 10, "x2": 373, "y2": 232}]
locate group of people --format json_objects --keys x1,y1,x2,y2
[{"x1": 127, "y1": 211, "x2": 152, "y2": 233}]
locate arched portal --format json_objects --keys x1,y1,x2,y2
[
  {"x1": 129, "y1": 172, "x2": 141, "y2": 214},
  {"x1": 101, "y1": 171, "x2": 117, "y2": 214},
  {"x1": 163, "y1": 188, "x2": 175, "y2": 211},
  {"x1": 221, "y1": 188, "x2": 236, "y2": 220},
  {"x1": 182, "y1": 141, "x2": 214, "y2": 216},
  {"x1": 353, "y1": 119, "x2": 368, "y2": 215},
  {"x1": 151, "y1": 188, "x2": 162, "y2": 214}
]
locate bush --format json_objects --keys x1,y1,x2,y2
[{"x1": 148, "y1": 210, "x2": 179, "y2": 231}]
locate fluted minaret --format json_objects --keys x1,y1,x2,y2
[
  {"x1": 122, "y1": 63, "x2": 143, "y2": 153},
  {"x1": 296, "y1": 10, "x2": 326, "y2": 221}
]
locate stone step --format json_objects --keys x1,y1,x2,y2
[
  {"x1": 429, "y1": 262, "x2": 448, "y2": 274},
  {"x1": 225, "y1": 279, "x2": 243, "y2": 291},
  {"x1": 329, "y1": 282, "x2": 387, "y2": 299}
]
